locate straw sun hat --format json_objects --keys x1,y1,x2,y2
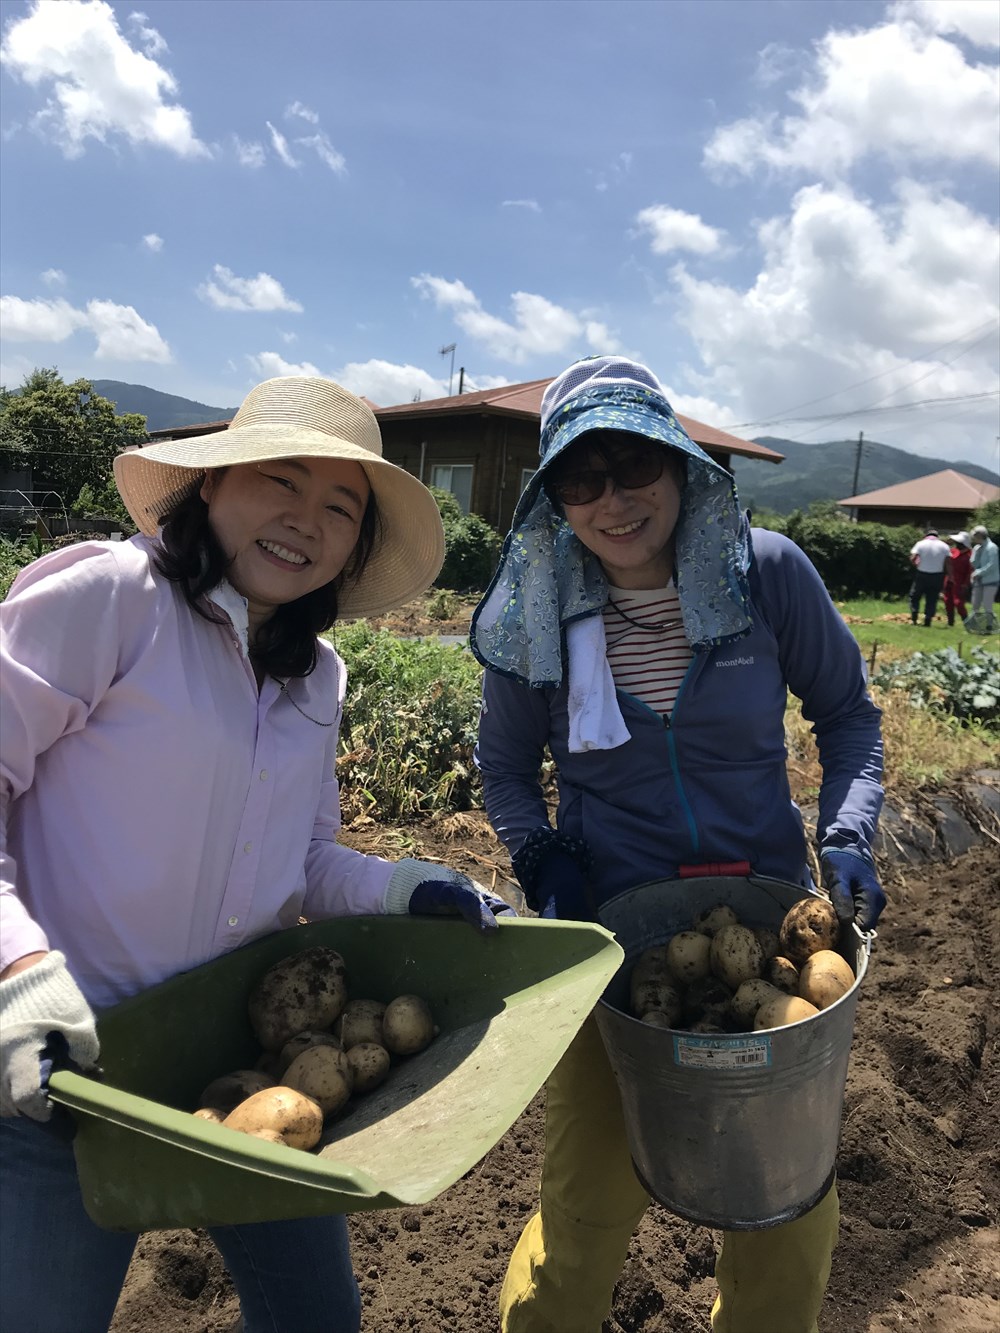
[{"x1": 113, "y1": 375, "x2": 445, "y2": 618}]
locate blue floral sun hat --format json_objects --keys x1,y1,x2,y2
[{"x1": 471, "y1": 356, "x2": 753, "y2": 686}]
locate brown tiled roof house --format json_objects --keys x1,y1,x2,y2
[{"x1": 837, "y1": 469, "x2": 1000, "y2": 530}]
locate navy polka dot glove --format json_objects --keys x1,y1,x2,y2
[
  {"x1": 535, "y1": 850, "x2": 594, "y2": 922},
  {"x1": 408, "y1": 878, "x2": 517, "y2": 932},
  {"x1": 820, "y1": 849, "x2": 885, "y2": 932}
]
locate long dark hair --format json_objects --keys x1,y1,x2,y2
[{"x1": 154, "y1": 475, "x2": 380, "y2": 679}]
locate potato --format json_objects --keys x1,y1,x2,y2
[
  {"x1": 335, "y1": 999, "x2": 386, "y2": 1050},
  {"x1": 640, "y1": 1011, "x2": 674, "y2": 1029},
  {"x1": 688, "y1": 1019, "x2": 730, "y2": 1034},
  {"x1": 765, "y1": 955, "x2": 800, "y2": 994},
  {"x1": 778, "y1": 897, "x2": 840, "y2": 967},
  {"x1": 192, "y1": 1106, "x2": 225, "y2": 1124},
  {"x1": 222, "y1": 1086, "x2": 323, "y2": 1150},
  {"x1": 730, "y1": 978, "x2": 784, "y2": 1030},
  {"x1": 666, "y1": 931, "x2": 711, "y2": 984},
  {"x1": 753, "y1": 995, "x2": 820, "y2": 1031},
  {"x1": 346, "y1": 1042, "x2": 391, "y2": 1093},
  {"x1": 753, "y1": 927, "x2": 780, "y2": 962},
  {"x1": 694, "y1": 904, "x2": 739, "y2": 937},
  {"x1": 629, "y1": 978, "x2": 682, "y2": 1026},
  {"x1": 283, "y1": 1044, "x2": 354, "y2": 1117},
  {"x1": 277, "y1": 1030, "x2": 342, "y2": 1078},
  {"x1": 198, "y1": 1069, "x2": 276, "y2": 1116},
  {"x1": 681, "y1": 976, "x2": 733, "y2": 1027},
  {"x1": 710, "y1": 924, "x2": 765, "y2": 991},
  {"x1": 798, "y1": 950, "x2": 855, "y2": 1010},
  {"x1": 382, "y1": 995, "x2": 436, "y2": 1056},
  {"x1": 248, "y1": 946, "x2": 348, "y2": 1052}
]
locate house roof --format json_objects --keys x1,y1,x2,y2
[
  {"x1": 374, "y1": 378, "x2": 784, "y2": 464},
  {"x1": 838, "y1": 469, "x2": 1000, "y2": 509},
  {"x1": 146, "y1": 420, "x2": 232, "y2": 441}
]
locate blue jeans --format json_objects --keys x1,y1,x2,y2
[{"x1": 0, "y1": 1117, "x2": 361, "y2": 1333}]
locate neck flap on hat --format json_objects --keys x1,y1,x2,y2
[{"x1": 471, "y1": 391, "x2": 754, "y2": 687}]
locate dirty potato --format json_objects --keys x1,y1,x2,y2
[
  {"x1": 666, "y1": 931, "x2": 712, "y2": 984},
  {"x1": 282, "y1": 1044, "x2": 354, "y2": 1117},
  {"x1": 778, "y1": 898, "x2": 841, "y2": 967},
  {"x1": 346, "y1": 1042, "x2": 391, "y2": 1093},
  {"x1": 248, "y1": 947, "x2": 348, "y2": 1052},
  {"x1": 709, "y1": 924, "x2": 765, "y2": 991},
  {"x1": 222, "y1": 1086, "x2": 324, "y2": 1150}
]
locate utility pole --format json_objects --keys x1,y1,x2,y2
[
  {"x1": 457, "y1": 366, "x2": 465, "y2": 395},
  {"x1": 439, "y1": 343, "x2": 456, "y2": 397},
  {"x1": 851, "y1": 430, "x2": 864, "y2": 497}
]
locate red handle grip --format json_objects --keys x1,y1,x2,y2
[{"x1": 678, "y1": 861, "x2": 752, "y2": 879}]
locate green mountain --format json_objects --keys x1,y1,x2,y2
[
  {"x1": 734, "y1": 436, "x2": 1000, "y2": 516},
  {"x1": 91, "y1": 380, "x2": 237, "y2": 432}
]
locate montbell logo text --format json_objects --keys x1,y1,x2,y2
[{"x1": 715, "y1": 656, "x2": 755, "y2": 667}]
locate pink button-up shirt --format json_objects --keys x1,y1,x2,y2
[{"x1": 0, "y1": 537, "x2": 395, "y2": 1009}]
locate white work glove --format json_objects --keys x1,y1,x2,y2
[{"x1": 0, "y1": 952, "x2": 100, "y2": 1121}]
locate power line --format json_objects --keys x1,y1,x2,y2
[{"x1": 727, "y1": 317, "x2": 1000, "y2": 431}]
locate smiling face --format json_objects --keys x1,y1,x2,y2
[
  {"x1": 550, "y1": 432, "x2": 685, "y2": 589},
  {"x1": 200, "y1": 456, "x2": 371, "y2": 637}
]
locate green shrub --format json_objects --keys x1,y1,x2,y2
[
  {"x1": 334, "y1": 621, "x2": 483, "y2": 818},
  {"x1": 0, "y1": 535, "x2": 44, "y2": 600},
  {"x1": 757, "y1": 512, "x2": 920, "y2": 597},
  {"x1": 872, "y1": 646, "x2": 1000, "y2": 729},
  {"x1": 430, "y1": 486, "x2": 501, "y2": 592}
]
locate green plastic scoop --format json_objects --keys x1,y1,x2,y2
[{"x1": 48, "y1": 915, "x2": 623, "y2": 1231}]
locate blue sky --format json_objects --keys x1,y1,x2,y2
[{"x1": 1, "y1": 0, "x2": 998, "y2": 471}]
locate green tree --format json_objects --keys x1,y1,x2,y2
[
  {"x1": 0, "y1": 368, "x2": 146, "y2": 518},
  {"x1": 429, "y1": 486, "x2": 502, "y2": 591}
]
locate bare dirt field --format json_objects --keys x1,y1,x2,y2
[{"x1": 107, "y1": 797, "x2": 1000, "y2": 1333}]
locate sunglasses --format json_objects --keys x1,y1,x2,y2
[{"x1": 544, "y1": 441, "x2": 667, "y2": 507}]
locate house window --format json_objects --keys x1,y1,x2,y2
[
  {"x1": 520, "y1": 468, "x2": 536, "y2": 493},
  {"x1": 431, "y1": 463, "x2": 474, "y2": 514}
]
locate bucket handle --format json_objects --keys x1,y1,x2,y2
[{"x1": 678, "y1": 861, "x2": 751, "y2": 878}]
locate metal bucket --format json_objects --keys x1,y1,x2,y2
[{"x1": 595, "y1": 875, "x2": 870, "y2": 1231}]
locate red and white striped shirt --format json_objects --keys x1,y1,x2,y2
[{"x1": 602, "y1": 583, "x2": 692, "y2": 716}]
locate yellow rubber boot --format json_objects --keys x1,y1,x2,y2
[
  {"x1": 711, "y1": 1182, "x2": 840, "y2": 1333},
  {"x1": 499, "y1": 1015, "x2": 649, "y2": 1333}
]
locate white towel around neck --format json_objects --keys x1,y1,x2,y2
[{"x1": 566, "y1": 616, "x2": 631, "y2": 753}]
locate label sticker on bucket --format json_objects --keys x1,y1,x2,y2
[{"x1": 672, "y1": 1034, "x2": 772, "y2": 1069}]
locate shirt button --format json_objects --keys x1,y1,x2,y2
[
  {"x1": 228, "y1": 916, "x2": 239, "y2": 927},
  {"x1": 259, "y1": 769, "x2": 268, "y2": 781},
  {"x1": 243, "y1": 842, "x2": 253, "y2": 854}
]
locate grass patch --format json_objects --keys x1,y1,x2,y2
[{"x1": 835, "y1": 596, "x2": 999, "y2": 666}]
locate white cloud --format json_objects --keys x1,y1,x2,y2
[
  {"x1": 40, "y1": 267, "x2": 66, "y2": 286},
  {"x1": 127, "y1": 10, "x2": 167, "y2": 57},
  {"x1": 668, "y1": 182, "x2": 999, "y2": 456},
  {"x1": 249, "y1": 351, "x2": 321, "y2": 378},
  {"x1": 286, "y1": 100, "x2": 319, "y2": 124},
  {"x1": 278, "y1": 330, "x2": 298, "y2": 345},
  {"x1": 86, "y1": 299, "x2": 171, "y2": 361},
  {"x1": 295, "y1": 131, "x2": 346, "y2": 174},
  {"x1": 892, "y1": 0, "x2": 1000, "y2": 48},
  {"x1": 234, "y1": 135, "x2": 265, "y2": 168},
  {"x1": 333, "y1": 359, "x2": 446, "y2": 405},
  {"x1": 502, "y1": 199, "x2": 541, "y2": 213},
  {"x1": 142, "y1": 232, "x2": 163, "y2": 252},
  {"x1": 411, "y1": 274, "x2": 624, "y2": 364},
  {"x1": 266, "y1": 120, "x2": 299, "y2": 168},
  {"x1": 0, "y1": 295, "x2": 87, "y2": 341},
  {"x1": 705, "y1": 17, "x2": 999, "y2": 178},
  {"x1": 0, "y1": 0, "x2": 209, "y2": 159},
  {"x1": 635, "y1": 205, "x2": 724, "y2": 256},
  {"x1": 0, "y1": 292, "x2": 171, "y2": 362},
  {"x1": 198, "y1": 265, "x2": 303, "y2": 313},
  {"x1": 754, "y1": 42, "x2": 801, "y2": 87}
]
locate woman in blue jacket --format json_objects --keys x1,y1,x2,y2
[{"x1": 472, "y1": 356, "x2": 886, "y2": 1333}]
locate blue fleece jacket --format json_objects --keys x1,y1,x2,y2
[{"x1": 475, "y1": 528, "x2": 883, "y2": 903}]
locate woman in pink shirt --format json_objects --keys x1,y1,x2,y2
[{"x1": 0, "y1": 376, "x2": 513, "y2": 1333}]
